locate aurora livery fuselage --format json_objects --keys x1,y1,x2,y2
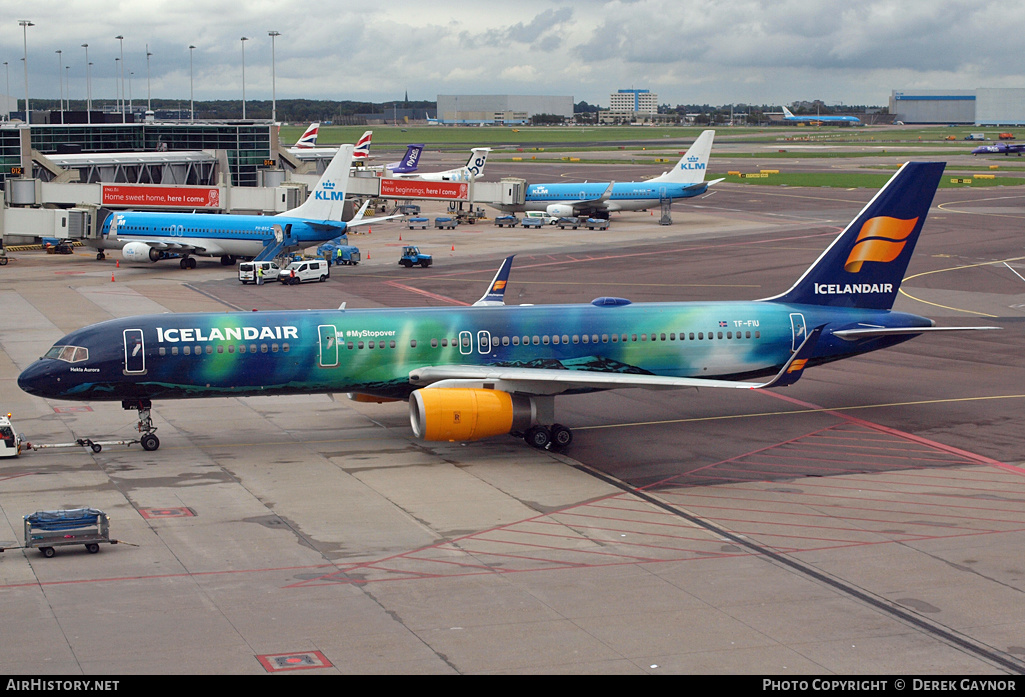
[{"x1": 18, "y1": 162, "x2": 996, "y2": 450}]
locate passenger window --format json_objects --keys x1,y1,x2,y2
[
  {"x1": 543, "y1": 336, "x2": 550, "y2": 345},
  {"x1": 512, "y1": 336, "x2": 519, "y2": 345},
  {"x1": 532, "y1": 336, "x2": 540, "y2": 345},
  {"x1": 410, "y1": 339, "x2": 417, "y2": 348},
  {"x1": 431, "y1": 339, "x2": 438, "y2": 348},
  {"x1": 601, "y1": 334, "x2": 609, "y2": 343}
]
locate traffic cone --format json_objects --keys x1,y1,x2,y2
[
  {"x1": 368, "y1": 226, "x2": 372, "y2": 234},
  {"x1": 116, "y1": 260, "x2": 120, "y2": 268},
  {"x1": 398, "y1": 233, "x2": 402, "y2": 241},
  {"x1": 367, "y1": 251, "x2": 370, "y2": 260},
  {"x1": 111, "y1": 271, "x2": 115, "y2": 282},
  {"x1": 451, "y1": 244, "x2": 455, "y2": 251}
]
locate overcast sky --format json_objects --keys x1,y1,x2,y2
[{"x1": 1, "y1": 0, "x2": 1021, "y2": 109}]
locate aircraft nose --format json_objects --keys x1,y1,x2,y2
[{"x1": 18, "y1": 360, "x2": 57, "y2": 398}]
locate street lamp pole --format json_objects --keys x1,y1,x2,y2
[
  {"x1": 268, "y1": 30, "x2": 280, "y2": 123},
  {"x1": 55, "y1": 50, "x2": 63, "y2": 117},
  {"x1": 188, "y1": 45, "x2": 195, "y2": 123},
  {"x1": 19, "y1": 20, "x2": 33, "y2": 126},
  {"x1": 82, "y1": 44, "x2": 91, "y2": 123},
  {"x1": 115, "y1": 34, "x2": 124, "y2": 122},
  {"x1": 2, "y1": 62, "x2": 8, "y2": 121},
  {"x1": 146, "y1": 45, "x2": 152, "y2": 113},
  {"x1": 240, "y1": 37, "x2": 248, "y2": 119}
]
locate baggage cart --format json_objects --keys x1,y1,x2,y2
[{"x1": 23, "y1": 508, "x2": 118, "y2": 558}]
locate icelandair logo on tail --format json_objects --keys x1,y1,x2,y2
[
  {"x1": 814, "y1": 215, "x2": 918, "y2": 296},
  {"x1": 843, "y1": 216, "x2": 919, "y2": 273}
]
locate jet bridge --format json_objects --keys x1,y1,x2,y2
[{"x1": 34, "y1": 151, "x2": 220, "y2": 186}]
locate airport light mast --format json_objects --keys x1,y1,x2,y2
[
  {"x1": 268, "y1": 30, "x2": 280, "y2": 123},
  {"x1": 81, "y1": 44, "x2": 91, "y2": 124},
  {"x1": 240, "y1": 36, "x2": 248, "y2": 120},
  {"x1": 19, "y1": 20, "x2": 33, "y2": 126},
  {"x1": 55, "y1": 50, "x2": 63, "y2": 117},
  {"x1": 115, "y1": 34, "x2": 125, "y2": 123},
  {"x1": 188, "y1": 45, "x2": 195, "y2": 123}
]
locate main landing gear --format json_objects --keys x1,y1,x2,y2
[
  {"x1": 179, "y1": 256, "x2": 197, "y2": 270},
  {"x1": 519, "y1": 424, "x2": 573, "y2": 451},
  {"x1": 122, "y1": 399, "x2": 160, "y2": 451}
]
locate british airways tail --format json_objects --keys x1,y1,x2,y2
[
  {"x1": 293, "y1": 123, "x2": 320, "y2": 149},
  {"x1": 763, "y1": 162, "x2": 946, "y2": 310},
  {"x1": 281, "y1": 145, "x2": 354, "y2": 221},
  {"x1": 389, "y1": 144, "x2": 424, "y2": 174},
  {"x1": 353, "y1": 130, "x2": 373, "y2": 162},
  {"x1": 648, "y1": 130, "x2": 714, "y2": 185}
]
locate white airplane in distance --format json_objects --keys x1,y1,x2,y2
[{"x1": 392, "y1": 147, "x2": 490, "y2": 182}]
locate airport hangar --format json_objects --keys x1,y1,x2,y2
[
  {"x1": 0, "y1": 120, "x2": 527, "y2": 248},
  {"x1": 890, "y1": 87, "x2": 1025, "y2": 125}
]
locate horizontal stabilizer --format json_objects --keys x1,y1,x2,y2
[{"x1": 832, "y1": 325, "x2": 1001, "y2": 340}]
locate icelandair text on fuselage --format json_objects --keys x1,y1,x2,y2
[
  {"x1": 6, "y1": 679, "x2": 119, "y2": 691},
  {"x1": 763, "y1": 679, "x2": 1016, "y2": 691},
  {"x1": 815, "y1": 283, "x2": 893, "y2": 295},
  {"x1": 156, "y1": 326, "x2": 299, "y2": 343}
]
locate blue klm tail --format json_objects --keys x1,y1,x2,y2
[{"x1": 763, "y1": 162, "x2": 945, "y2": 310}]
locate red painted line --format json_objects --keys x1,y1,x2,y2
[{"x1": 763, "y1": 391, "x2": 1025, "y2": 477}]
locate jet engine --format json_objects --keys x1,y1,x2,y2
[
  {"x1": 545, "y1": 204, "x2": 576, "y2": 218},
  {"x1": 122, "y1": 242, "x2": 161, "y2": 263},
  {"x1": 409, "y1": 388, "x2": 534, "y2": 442}
]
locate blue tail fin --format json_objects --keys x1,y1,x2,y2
[
  {"x1": 390, "y1": 144, "x2": 424, "y2": 174},
  {"x1": 763, "y1": 162, "x2": 945, "y2": 310}
]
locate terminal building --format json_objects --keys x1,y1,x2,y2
[
  {"x1": 889, "y1": 88, "x2": 1025, "y2": 125},
  {"x1": 435, "y1": 95, "x2": 573, "y2": 125}
]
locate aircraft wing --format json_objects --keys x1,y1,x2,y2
[{"x1": 411, "y1": 327, "x2": 822, "y2": 395}]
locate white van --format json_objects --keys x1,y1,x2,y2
[
  {"x1": 238, "y1": 261, "x2": 280, "y2": 285},
  {"x1": 278, "y1": 259, "x2": 329, "y2": 285},
  {"x1": 524, "y1": 211, "x2": 558, "y2": 225},
  {"x1": 0, "y1": 415, "x2": 23, "y2": 458}
]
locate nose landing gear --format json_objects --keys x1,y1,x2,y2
[{"x1": 122, "y1": 399, "x2": 160, "y2": 451}]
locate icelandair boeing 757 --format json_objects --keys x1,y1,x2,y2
[
  {"x1": 493, "y1": 130, "x2": 719, "y2": 218},
  {"x1": 19, "y1": 162, "x2": 997, "y2": 452}
]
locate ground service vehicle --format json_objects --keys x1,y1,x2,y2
[
  {"x1": 495, "y1": 215, "x2": 520, "y2": 227},
  {"x1": 23, "y1": 508, "x2": 117, "y2": 558},
  {"x1": 278, "y1": 259, "x2": 329, "y2": 284},
  {"x1": 399, "y1": 246, "x2": 432, "y2": 268},
  {"x1": 238, "y1": 261, "x2": 281, "y2": 284}
]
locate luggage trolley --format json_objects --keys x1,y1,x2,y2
[{"x1": 23, "y1": 508, "x2": 118, "y2": 558}]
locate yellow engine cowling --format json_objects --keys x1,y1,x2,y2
[{"x1": 409, "y1": 388, "x2": 534, "y2": 442}]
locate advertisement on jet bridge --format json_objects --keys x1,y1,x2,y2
[
  {"x1": 380, "y1": 179, "x2": 468, "y2": 200},
  {"x1": 101, "y1": 185, "x2": 221, "y2": 209}
]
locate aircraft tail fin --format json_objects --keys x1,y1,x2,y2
[
  {"x1": 353, "y1": 130, "x2": 373, "y2": 161},
  {"x1": 465, "y1": 148, "x2": 491, "y2": 179},
  {"x1": 762, "y1": 162, "x2": 946, "y2": 310},
  {"x1": 649, "y1": 130, "x2": 714, "y2": 184},
  {"x1": 281, "y1": 144, "x2": 354, "y2": 221},
  {"x1": 389, "y1": 144, "x2": 424, "y2": 174},
  {"x1": 293, "y1": 123, "x2": 319, "y2": 149},
  {"x1": 474, "y1": 256, "x2": 515, "y2": 306},
  {"x1": 782, "y1": 106, "x2": 796, "y2": 119}
]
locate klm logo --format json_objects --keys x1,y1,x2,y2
[
  {"x1": 315, "y1": 181, "x2": 345, "y2": 201},
  {"x1": 679, "y1": 156, "x2": 706, "y2": 171},
  {"x1": 534, "y1": 186, "x2": 550, "y2": 195}
]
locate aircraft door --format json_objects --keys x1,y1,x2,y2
[
  {"x1": 789, "y1": 313, "x2": 807, "y2": 353},
  {"x1": 318, "y1": 325, "x2": 338, "y2": 367},
  {"x1": 477, "y1": 330, "x2": 491, "y2": 354},
  {"x1": 123, "y1": 329, "x2": 146, "y2": 375}
]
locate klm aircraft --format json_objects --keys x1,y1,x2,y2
[
  {"x1": 781, "y1": 106, "x2": 861, "y2": 124},
  {"x1": 492, "y1": 130, "x2": 719, "y2": 218},
  {"x1": 92, "y1": 144, "x2": 394, "y2": 269},
  {"x1": 19, "y1": 162, "x2": 997, "y2": 452}
]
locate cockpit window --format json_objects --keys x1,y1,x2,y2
[{"x1": 44, "y1": 345, "x2": 89, "y2": 363}]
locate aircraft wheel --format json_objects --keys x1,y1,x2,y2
[
  {"x1": 524, "y1": 426, "x2": 551, "y2": 449},
  {"x1": 180, "y1": 258, "x2": 189, "y2": 269},
  {"x1": 140, "y1": 433, "x2": 160, "y2": 452},
  {"x1": 188, "y1": 258, "x2": 197, "y2": 269},
  {"x1": 96, "y1": 252, "x2": 105, "y2": 260},
  {"x1": 551, "y1": 425, "x2": 573, "y2": 449},
  {"x1": 90, "y1": 442, "x2": 103, "y2": 453}
]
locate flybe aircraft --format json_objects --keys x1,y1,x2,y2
[
  {"x1": 492, "y1": 130, "x2": 719, "y2": 218},
  {"x1": 392, "y1": 147, "x2": 491, "y2": 182},
  {"x1": 781, "y1": 106, "x2": 861, "y2": 125},
  {"x1": 93, "y1": 145, "x2": 395, "y2": 269},
  {"x1": 19, "y1": 162, "x2": 997, "y2": 452}
]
